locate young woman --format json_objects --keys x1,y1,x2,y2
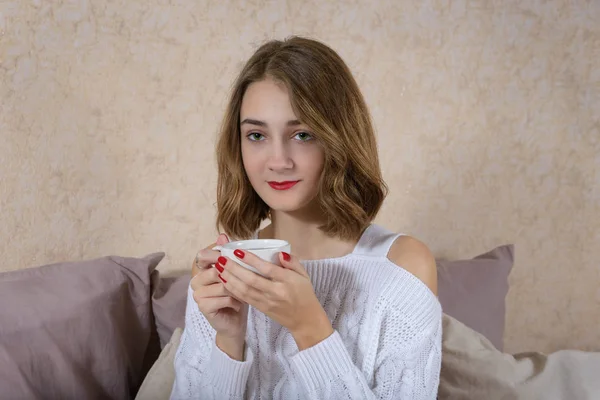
[{"x1": 171, "y1": 37, "x2": 441, "y2": 399}]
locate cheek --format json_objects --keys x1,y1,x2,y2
[
  {"x1": 241, "y1": 145, "x2": 263, "y2": 179},
  {"x1": 304, "y1": 148, "x2": 325, "y2": 178},
  {"x1": 241, "y1": 146, "x2": 254, "y2": 175}
]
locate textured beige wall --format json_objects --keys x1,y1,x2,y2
[{"x1": 1, "y1": 0, "x2": 598, "y2": 353}]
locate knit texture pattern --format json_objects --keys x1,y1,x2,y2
[{"x1": 171, "y1": 225, "x2": 442, "y2": 399}]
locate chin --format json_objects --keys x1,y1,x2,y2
[
  {"x1": 260, "y1": 193, "x2": 315, "y2": 214},
  {"x1": 263, "y1": 199, "x2": 305, "y2": 213}
]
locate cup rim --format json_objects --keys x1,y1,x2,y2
[{"x1": 222, "y1": 239, "x2": 289, "y2": 251}]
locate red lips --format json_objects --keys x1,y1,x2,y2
[{"x1": 268, "y1": 181, "x2": 299, "y2": 190}]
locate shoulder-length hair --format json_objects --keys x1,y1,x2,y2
[{"x1": 216, "y1": 36, "x2": 388, "y2": 241}]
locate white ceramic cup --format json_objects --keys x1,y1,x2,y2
[{"x1": 212, "y1": 239, "x2": 291, "y2": 277}]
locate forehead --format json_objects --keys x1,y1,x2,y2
[{"x1": 240, "y1": 79, "x2": 298, "y2": 121}]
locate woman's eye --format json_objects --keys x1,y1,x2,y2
[
  {"x1": 294, "y1": 131, "x2": 313, "y2": 142},
  {"x1": 247, "y1": 132, "x2": 265, "y2": 141}
]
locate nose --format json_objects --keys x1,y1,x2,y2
[{"x1": 266, "y1": 141, "x2": 293, "y2": 172}]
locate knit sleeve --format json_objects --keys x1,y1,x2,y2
[
  {"x1": 170, "y1": 285, "x2": 254, "y2": 400},
  {"x1": 289, "y1": 284, "x2": 442, "y2": 399}
]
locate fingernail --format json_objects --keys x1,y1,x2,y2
[
  {"x1": 218, "y1": 256, "x2": 227, "y2": 265},
  {"x1": 218, "y1": 274, "x2": 227, "y2": 283},
  {"x1": 282, "y1": 251, "x2": 291, "y2": 262},
  {"x1": 215, "y1": 263, "x2": 224, "y2": 273},
  {"x1": 234, "y1": 249, "x2": 245, "y2": 259}
]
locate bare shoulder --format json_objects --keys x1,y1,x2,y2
[{"x1": 386, "y1": 235, "x2": 438, "y2": 296}]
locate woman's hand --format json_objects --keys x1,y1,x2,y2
[
  {"x1": 216, "y1": 250, "x2": 333, "y2": 350},
  {"x1": 191, "y1": 234, "x2": 249, "y2": 357}
]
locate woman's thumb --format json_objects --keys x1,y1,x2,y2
[{"x1": 279, "y1": 251, "x2": 304, "y2": 274}]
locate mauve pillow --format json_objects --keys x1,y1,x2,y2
[
  {"x1": 0, "y1": 252, "x2": 164, "y2": 400},
  {"x1": 436, "y1": 245, "x2": 514, "y2": 350},
  {"x1": 151, "y1": 271, "x2": 190, "y2": 348}
]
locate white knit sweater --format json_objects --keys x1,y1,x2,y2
[{"x1": 171, "y1": 224, "x2": 442, "y2": 399}]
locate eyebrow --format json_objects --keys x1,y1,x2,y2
[{"x1": 240, "y1": 118, "x2": 302, "y2": 127}]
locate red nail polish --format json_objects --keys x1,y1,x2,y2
[
  {"x1": 218, "y1": 256, "x2": 227, "y2": 265},
  {"x1": 282, "y1": 251, "x2": 291, "y2": 262},
  {"x1": 218, "y1": 274, "x2": 227, "y2": 283},
  {"x1": 234, "y1": 249, "x2": 245, "y2": 259},
  {"x1": 215, "y1": 263, "x2": 224, "y2": 273}
]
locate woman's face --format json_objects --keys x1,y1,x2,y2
[{"x1": 240, "y1": 79, "x2": 325, "y2": 214}]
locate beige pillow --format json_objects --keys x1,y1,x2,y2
[
  {"x1": 136, "y1": 328, "x2": 182, "y2": 400},
  {"x1": 440, "y1": 314, "x2": 600, "y2": 400}
]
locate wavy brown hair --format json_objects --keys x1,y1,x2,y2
[{"x1": 216, "y1": 36, "x2": 388, "y2": 241}]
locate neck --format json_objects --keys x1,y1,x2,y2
[{"x1": 259, "y1": 207, "x2": 357, "y2": 261}]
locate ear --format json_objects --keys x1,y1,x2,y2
[{"x1": 216, "y1": 233, "x2": 230, "y2": 246}]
